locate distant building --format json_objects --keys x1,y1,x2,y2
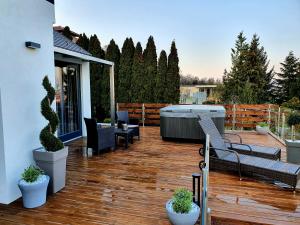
[{"x1": 180, "y1": 84, "x2": 217, "y2": 104}]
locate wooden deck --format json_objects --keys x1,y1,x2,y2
[{"x1": 0, "y1": 127, "x2": 300, "y2": 225}]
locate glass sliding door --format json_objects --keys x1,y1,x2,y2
[{"x1": 55, "y1": 61, "x2": 82, "y2": 141}]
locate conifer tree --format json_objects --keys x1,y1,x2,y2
[
  {"x1": 156, "y1": 50, "x2": 168, "y2": 102},
  {"x1": 166, "y1": 41, "x2": 180, "y2": 103},
  {"x1": 62, "y1": 26, "x2": 72, "y2": 40},
  {"x1": 276, "y1": 51, "x2": 300, "y2": 103},
  {"x1": 143, "y1": 36, "x2": 157, "y2": 102},
  {"x1": 222, "y1": 32, "x2": 274, "y2": 103},
  {"x1": 102, "y1": 39, "x2": 120, "y2": 115},
  {"x1": 77, "y1": 33, "x2": 90, "y2": 51},
  {"x1": 131, "y1": 42, "x2": 145, "y2": 103},
  {"x1": 88, "y1": 34, "x2": 105, "y2": 119},
  {"x1": 118, "y1": 38, "x2": 135, "y2": 103}
]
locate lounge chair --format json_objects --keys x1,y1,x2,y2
[
  {"x1": 198, "y1": 116, "x2": 300, "y2": 190},
  {"x1": 198, "y1": 115, "x2": 281, "y2": 160}
]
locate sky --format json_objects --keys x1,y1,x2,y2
[{"x1": 54, "y1": 0, "x2": 300, "y2": 79}]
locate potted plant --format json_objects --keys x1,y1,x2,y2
[
  {"x1": 18, "y1": 165, "x2": 49, "y2": 208},
  {"x1": 256, "y1": 122, "x2": 269, "y2": 135},
  {"x1": 166, "y1": 188, "x2": 200, "y2": 225},
  {"x1": 33, "y1": 76, "x2": 68, "y2": 193},
  {"x1": 285, "y1": 112, "x2": 300, "y2": 164}
]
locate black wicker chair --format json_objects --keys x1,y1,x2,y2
[
  {"x1": 84, "y1": 118, "x2": 115, "y2": 154},
  {"x1": 198, "y1": 116, "x2": 300, "y2": 190},
  {"x1": 117, "y1": 111, "x2": 140, "y2": 139},
  {"x1": 198, "y1": 115, "x2": 281, "y2": 160}
]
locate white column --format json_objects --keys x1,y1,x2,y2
[{"x1": 81, "y1": 62, "x2": 91, "y2": 136}]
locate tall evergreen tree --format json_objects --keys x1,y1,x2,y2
[
  {"x1": 118, "y1": 38, "x2": 135, "y2": 103},
  {"x1": 165, "y1": 41, "x2": 180, "y2": 103},
  {"x1": 143, "y1": 36, "x2": 157, "y2": 102},
  {"x1": 276, "y1": 51, "x2": 300, "y2": 103},
  {"x1": 131, "y1": 42, "x2": 145, "y2": 103},
  {"x1": 102, "y1": 39, "x2": 120, "y2": 116},
  {"x1": 88, "y1": 34, "x2": 105, "y2": 119},
  {"x1": 222, "y1": 32, "x2": 274, "y2": 103},
  {"x1": 62, "y1": 26, "x2": 72, "y2": 40},
  {"x1": 76, "y1": 33, "x2": 90, "y2": 51},
  {"x1": 156, "y1": 50, "x2": 168, "y2": 102}
]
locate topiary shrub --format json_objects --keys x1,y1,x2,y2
[
  {"x1": 172, "y1": 188, "x2": 193, "y2": 214},
  {"x1": 287, "y1": 112, "x2": 300, "y2": 127},
  {"x1": 22, "y1": 165, "x2": 44, "y2": 183},
  {"x1": 40, "y1": 76, "x2": 64, "y2": 152}
]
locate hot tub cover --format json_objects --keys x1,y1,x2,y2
[{"x1": 160, "y1": 105, "x2": 225, "y2": 118}]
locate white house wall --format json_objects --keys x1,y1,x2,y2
[{"x1": 0, "y1": 0, "x2": 55, "y2": 204}]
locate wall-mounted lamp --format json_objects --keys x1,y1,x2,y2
[{"x1": 25, "y1": 41, "x2": 41, "y2": 49}]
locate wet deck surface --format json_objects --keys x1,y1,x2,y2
[{"x1": 0, "y1": 127, "x2": 299, "y2": 225}]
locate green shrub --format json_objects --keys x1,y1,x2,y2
[
  {"x1": 257, "y1": 122, "x2": 268, "y2": 127},
  {"x1": 287, "y1": 112, "x2": 300, "y2": 127},
  {"x1": 282, "y1": 97, "x2": 300, "y2": 110},
  {"x1": 103, "y1": 118, "x2": 111, "y2": 123},
  {"x1": 172, "y1": 188, "x2": 193, "y2": 213},
  {"x1": 22, "y1": 165, "x2": 44, "y2": 183},
  {"x1": 40, "y1": 76, "x2": 64, "y2": 152}
]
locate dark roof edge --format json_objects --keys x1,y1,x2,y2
[{"x1": 46, "y1": 0, "x2": 54, "y2": 4}]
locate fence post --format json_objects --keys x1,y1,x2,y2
[
  {"x1": 277, "y1": 107, "x2": 281, "y2": 136},
  {"x1": 281, "y1": 113, "x2": 285, "y2": 139},
  {"x1": 267, "y1": 104, "x2": 271, "y2": 126},
  {"x1": 116, "y1": 103, "x2": 119, "y2": 112},
  {"x1": 232, "y1": 104, "x2": 236, "y2": 131},
  {"x1": 142, "y1": 103, "x2": 145, "y2": 127}
]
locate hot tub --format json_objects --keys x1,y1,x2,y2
[{"x1": 160, "y1": 105, "x2": 225, "y2": 141}]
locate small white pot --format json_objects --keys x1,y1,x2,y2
[
  {"x1": 166, "y1": 199, "x2": 200, "y2": 225},
  {"x1": 256, "y1": 125, "x2": 269, "y2": 135}
]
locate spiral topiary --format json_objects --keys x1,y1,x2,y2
[{"x1": 40, "y1": 76, "x2": 64, "y2": 152}]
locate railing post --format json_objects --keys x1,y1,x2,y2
[
  {"x1": 116, "y1": 103, "x2": 119, "y2": 112},
  {"x1": 267, "y1": 104, "x2": 271, "y2": 127},
  {"x1": 232, "y1": 104, "x2": 236, "y2": 131},
  {"x1": 201, "y1": 134, "x2": 210, "y2": 225},
  {"x1": 277, "y1": 107, "x2": 281, "y2": 136},
  {"x1": 142, "y1": 103, "x2": 145, "y2": 127},
  {"x1": 281, "y1": 113, "x2": 285, "y2": 139}
]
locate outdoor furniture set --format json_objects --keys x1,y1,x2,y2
[
  {"x1": 198, "y1": 115, "x2": 300, "y2": 190},
  {"x1": 84, "y1": 111, "x2": 140, "y2": 153}
]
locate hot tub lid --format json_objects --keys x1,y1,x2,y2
[{"x1": 160, "y1": 105, "x2": 225, "y2": 118}]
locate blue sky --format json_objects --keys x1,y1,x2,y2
[{"x1": 55, "y1": 0, "x2": 300, "y2": 78}]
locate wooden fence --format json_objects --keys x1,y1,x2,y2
[{"x1": 117, "y1": 103, "x2": 279, "y2": 129}]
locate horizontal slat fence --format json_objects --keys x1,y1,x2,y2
[
  {"x1": 117, "y1": 103, "x2": 170, "y2": 126},
  {"x1": 117, "y1": 103, "x2": 279, "y2": 128},
  {"x1": 224, "y1": 104, "x2": 279, "y2": 129}
]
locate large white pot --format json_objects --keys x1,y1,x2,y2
[
  {"x1": 33, "y1": 146, "x2": 68, "y2": 193},
  {"x1": 166, "y1": 199, "x2": 200, "y2": 225},
  {"x1": 256, "y1": 125, "x2": 269, "y2": 135}
]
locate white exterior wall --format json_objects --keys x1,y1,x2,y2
[
  {"x1": 0, "y1": 0, "x2": 55, "y2": 203},
  {"x1": 81, "y1": 62, "x2": 91, "y2": 136}
]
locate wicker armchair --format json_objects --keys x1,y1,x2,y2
[{"x1": 84, "y1": 118, "x2": 115, "y2": 153}]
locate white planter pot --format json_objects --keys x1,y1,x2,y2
[
  {"x1": 256, "y1": 125, "x2": 269, "y2": 135},
  {"x1": 18, "y1": 175, "x2": 49, "y2": 208},
  {"x1": 285, "y1": 139, "x2": 300, "y2": 164},
  {"x1": 166, "y1": 199, "x2": 200, "y2": 225},
  {"x1": 33, "y1": 146, "x2": 68, "y2": 193}
]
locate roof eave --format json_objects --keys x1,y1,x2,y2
[{"x1": 54, "y1": 47, "x2": 114, "y2": 66}]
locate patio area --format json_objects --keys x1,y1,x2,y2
[{"x1": 0, "y1": 127, "x2": 299, "y2": 225}]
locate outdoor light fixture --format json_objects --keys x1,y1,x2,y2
[{"x1": 25, "y1": 41, "x2": 41, "y2": 49}]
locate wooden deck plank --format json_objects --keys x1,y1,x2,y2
[{"x1": 0, "y1": 127, "x2": 299, "y2": 225}]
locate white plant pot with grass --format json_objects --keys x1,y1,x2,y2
[
  {"x1": 256, "y1": 122, "x2": 269, "y2": 135},
  {"x1": 33, "y1": 76, "x2": 68, "y2": 194},
  {"x1": 18, "y1": 166, "x2": 49, "y2": 208},
  {"x1": 166, "y1": 188, "x2": 200, "y2": 225},
  {"x1": 285, "y1": 113, "x2": 300, "y2": 164}
]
